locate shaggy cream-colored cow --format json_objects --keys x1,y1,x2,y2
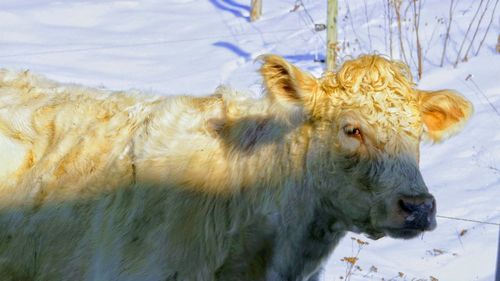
[{"x1": 0, "y1": 55, "x2": 472, "y2": 281}]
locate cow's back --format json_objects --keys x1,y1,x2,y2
[
  {"x1": 0, "y1": 70, "x2": 154, "y2": 207},
  {"x1": 0, "y1": 70, "x2": 237, "y2": 281}
]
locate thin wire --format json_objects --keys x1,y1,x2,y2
[
  {"x1": 0, "y1": 28, "x2": 302, "y2": 58},
  {"x1": 437, "y1": 215, "x2": 500, "y2": 226},
  {"x1": 297, "y1": 0, "x2": 327, "y2": 45},
  {"x1": 466, "y1": 75, "x2": 500, "y2": 118},
  {"x1": 298, "y1": 0, "x2": 317, "y2": 26}
]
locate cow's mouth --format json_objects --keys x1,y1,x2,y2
[
  {"x1": 363, "y1": 219, "x2": 436, "y2": 240},
  {"x1": 382, "y1": 219, "x2": 437, "y2": 239},
  {"x1": 360, "y1": 226, "x2": 425, "y2": 240},
  {"x1": 382, "y1": 227, "x2": 425, "y2": 239}
]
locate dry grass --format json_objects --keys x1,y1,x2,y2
[
  {"x1": 333, "y1": 235, "x2": 452, "y2": 281},
  {"x1": 334, "y1": 0, "x2": 498, "y2": 79}
]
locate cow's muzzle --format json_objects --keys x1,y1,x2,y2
[
  {"x1": 378, "y1": 194, "x2": 437, "y2": 239},
  {"x1": 397, "y1": 195, "x2": 436, "y2": 230}
]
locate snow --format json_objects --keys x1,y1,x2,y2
[{"x1": 0, "y1": 0, "x2": 498, "y2": 280}]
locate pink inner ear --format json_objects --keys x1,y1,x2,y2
[
  {"x1": 264, "y1": 64, "x2": 301, "y2": 102},
  {"x1": 422, "y1": 98, "x2": 467, "y2": 132},
  {"x1": 277, "y1": 74, "x2": 300, "y2": 102},
  {"x1": 420, "y1": 92, "x2": 473, "y2": 142},
  {"x1": 448, "y1": 106, "x2": 465, "y2": 119},
  {"x1": 260, "y1": 55, "x2": 321, "y2": 106},
  {"x1": 422, "y1": 109, "x2": 447, "y2": 131}
]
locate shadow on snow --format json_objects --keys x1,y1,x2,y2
[
  {"x1": 208, "y1": 0, "x2": 250, "y2": 21},
  {"x1": 213, "y1": 41, "x2": 325, "y2": 63}
]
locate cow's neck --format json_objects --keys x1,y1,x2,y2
[{"x1": 135, "y1": 107, "x2": 309, "y2": 190}]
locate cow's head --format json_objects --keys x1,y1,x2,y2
[{"x1": 259, "y1": 55, "x2": 472, "y2": 239}]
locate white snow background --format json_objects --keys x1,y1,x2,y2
[{"x1": 1, "y1": 0, "x2": 499, "y2": 280}]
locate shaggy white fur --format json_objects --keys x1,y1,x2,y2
[{"x1": 0, "y1": 55, "x2": 472, "y2": 281}]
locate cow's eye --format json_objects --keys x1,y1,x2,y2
[{"x1": 344, "y1": 126, "x2": 362, "y2": 138}]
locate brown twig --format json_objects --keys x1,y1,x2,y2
[
  {"x1": 463, "y1": 0, "x2": 492, "y2": 62},
  {"x1": 475, "y1": 0, "x2": 500, "y2": 55},
  {"x1": 440, "y1": 0, "x2": 456, "y2": 66},
  {"x1": 363, "y1": 0, "x2": 373, "y2": 51},
  {"x1": 454, "y1": 0, "x2": 485, "y2": 67},
  {"x1": 344, "y1": 0, "x2": 365, "y2": 52},
  {"x1": 423, "y1": 16, "x2": 442, "y2": 58},
  {"x1": 393, "y1": 0, "x2": 409, "y2": 65}
]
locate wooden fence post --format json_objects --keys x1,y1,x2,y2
[
  {"x1": 326, "y1": 0, "x2": 338, "y2": 71},
  {"x1": 495, "y1": 226, "x2": 500, "y2": 281},
  {"x1": 251, "y1": 0, "x2": 262, "y2": 22},
  {"x1": 496, "y1": 34, "x2": 500, "y2": 53}
]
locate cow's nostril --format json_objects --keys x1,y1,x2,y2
[
  {"x1": 398, "y1": 196, "x2": 435, "y2": 214},
  {"x1": 398, "y1": 199, "x2": 415, "y2": 214},
  {"x1": 423, "y1": 197, "x2": 436, "y2": 213}
]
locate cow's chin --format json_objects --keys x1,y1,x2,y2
[
  {"x1": 351, "y1": 225, "x2": 386, "y2": 240},
  {"x1": 350, "y1": 219, "x2": 436, "y2": 240},
  {"x1": 357, "y1": 225, "x2": 433, "y2": 240},
  {"x1": 382, "y1": 227, "x2": 425, "y2": 239}
]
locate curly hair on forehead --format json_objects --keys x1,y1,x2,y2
[
  {"x1": 322, "y1": 55, "x2": 416, "y2": 97},
  {"x1": 319, "y1": 55, "x2": 423, "y2": 144}
]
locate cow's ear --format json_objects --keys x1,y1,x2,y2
[
  {"x1": 419, "y1": 89, "x2": 473, "y2": 142},
  {"x1": 259, "y1": 55, "x2": 318, "y2": 106}
]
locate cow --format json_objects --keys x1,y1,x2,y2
[{"x1": 0, "y1": 54, "x2": 472, "y2": 281}]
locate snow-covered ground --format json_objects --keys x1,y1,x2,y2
[{"x1": 1, "y1": 0, "x2": 499, "y2": 280}]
